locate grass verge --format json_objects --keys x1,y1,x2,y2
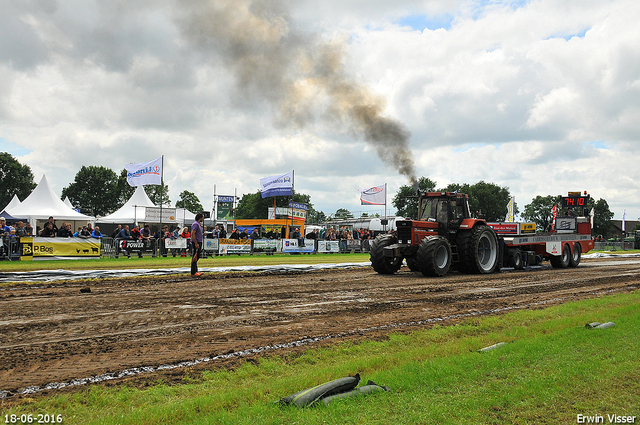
[
  {"x1": 2, "y1": 290, "x2": 638, "y2": 424},
  {"x1": 0, "y1": 252, "x2": 371, "y2": 273}
]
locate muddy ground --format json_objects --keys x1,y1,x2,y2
[{"x1": 1, "y1": 257, "x2": 638, "y2": 398}]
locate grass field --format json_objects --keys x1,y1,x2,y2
[
  {"x1": 0, "y1": 252, "x2": 371, "y2": 273},
  {"x1": 2, "y1": 289, "x2": 638, "y2": 424}
]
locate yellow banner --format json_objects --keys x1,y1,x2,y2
[
  {"x1": 219, "y1": 238, "x2": 251, "y2": 245},
  {"x1": 21, "y1": 237, "x2": 101, "y2": 259}
]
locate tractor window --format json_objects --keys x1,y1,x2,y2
[
  {"x1": 451, "y1": 199, "x2": 466, "y2": 222},
  {"x1": 420, "y1": 198, "x2": 438, "y2": 221}
]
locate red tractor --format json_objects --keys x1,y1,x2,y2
[{"x1": 370, "y1": 191, "x2": 499, "y2": 277}]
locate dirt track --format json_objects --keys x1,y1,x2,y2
[{"x1": 1, "y1": 257, "x2": 639, "y2": 398}]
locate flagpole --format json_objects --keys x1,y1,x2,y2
[
  {"x1": 384, "y1": 183, "x2": 387, "y2": 232},
  {"x1": 159, "y1": 155, "x2": 164, "y2": 229}
]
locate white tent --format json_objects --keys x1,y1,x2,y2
[
  {"x1": 175, "y1": 207, "x2": 196, "y2": 224},
  {"x1": 96, "y1": 185, "x2": 156, "y2": 224},
  {"x1": 97, "y1": 186, "x2": 197, "y2": 226},
  {"x1": 6, "y1": 175, "x2": 94, "y2": 229},
  {"x1": 63, "y1": 196, "x2": 74, "y2": 209},
  {"x1": 2, "y1": 194, "x2": 21, "y2": 212}
]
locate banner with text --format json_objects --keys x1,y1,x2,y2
[
  {"x1": 21, "y1": 237, "x2": 101, "y2": 260},
  {"x1": 145, "y1": 207, "x2": 178, "y2": 223},
  {"x1": 282, "y1": 238, "x2": 315, "y2": 253},
  {"x1": 219, "y1": 238, "x2": 252, "y2": 254},
  {"x1": 125, "y1": 157, "x2": 162, "y2": 187},
  {"x1": 217, "y1": 196, "x2": 235, "y2": 220},
  {"x1": 260, "y1": 171, "x2": 293, "y2": 198}
]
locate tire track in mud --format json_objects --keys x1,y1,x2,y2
[{"x1": 1, "y1": 259, "x2": 639, "y2": 397}]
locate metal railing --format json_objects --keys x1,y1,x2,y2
[{"x1": 593, "y1": 241, "x2": 634, "y2": 251}]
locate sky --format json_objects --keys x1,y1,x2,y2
[{"x1": 1, "y1": 0, "x2": 639, "y2": 221}]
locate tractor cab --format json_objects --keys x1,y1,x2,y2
[{"x1": 417, "y1": 192, "x2": 473, "y2": 238}]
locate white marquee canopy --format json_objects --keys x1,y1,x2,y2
[
  {"x1": 97, "y1": 185, "x2": 196, "y2": 225},
  {"x1": 6, "y1": 175, "x2": 94, "y2": 227}
]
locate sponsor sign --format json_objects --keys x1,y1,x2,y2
[
  {"x1": 203, "y1": 238, "x2": 219, "y2": 252},
  {"x1": 282, "y1": 238, "x2": 315, "y2": 253},
  {"x1": 219, "y1": 238, "x2": 252, "y2": 254},
  {"x1": 20, "y1": 237, "x2": 101, "y2": 259},
  {"x1": 145, "y1": 207, "x2": 178, "y2": 223},
  {"x1": 546, "y1": 242, "x2": 562, "y2": 255},
  {"x1": 317, "y1": 241, "x2": 340, "y2": 253},
  {"x1": 346, "y1": 239, "x2": 362, "y2": 251},
  {"x1": 216, "y1": 196, "x2": 235, "y2": 220},
  {"x1": 217, "y1": 202, "x2": 233, "y2": 220},
  {"x1": 555, "y1": 217, "x2": 577, "y2": 234},
  {"x1": 164, "y1": 238, "x2": 187, "y2": 249},
  {"x1": 288, "y1": 202, "x2": 308, "y2": 220},
  {"x1": 118, "y1": 239, "x2": 156, "y2": 254},
  {"x1": 489, "y1": 223, "x2": 519, "y2": 235},
  {"x1": 520, "y1": 223, "x2": 536, "y2": 234},
  {"x1": 253, "y1": 239, "x2": 280, "y2": 253}
]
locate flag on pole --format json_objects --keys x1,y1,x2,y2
[
  {"x1": 504, "y1": 196, "x2": 515, "y2": 222},
  {"x1": 260, "y1": 171, "x2": 293, "y2": 198},
  {"x1": 359, "y1": 184, "x2": 386, "y2": 205},
  {"x1": 551, "y1": 204, "x2": 557, "y2": 232},
  {"x1": 125, "y1": 157, "x2": 163, "y2": 186}
]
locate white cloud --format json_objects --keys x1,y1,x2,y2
[{"x1": 0, "y1": 0, "x2": 638, "y2": 220}]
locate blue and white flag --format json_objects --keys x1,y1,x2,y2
[
  {"x1": 260, "y1": 171, "x2": 293, "y2": 198},
  {"x1": 125, "y1": 157, "x2": 163, "y2": 186},
  {"x1": 360, "y1": 184, "x2": 386, "y2": 205}
]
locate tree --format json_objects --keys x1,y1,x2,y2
[
  {"x1": 463, "y1": 181, "x2": 517, "y2": 222},
  {"x1": 334, "y1": 208, "x2": 353, "y2": 219},
  {"x1": 522, "y1": 195, "x2": 562, "y2": 232},
  {"x1": 0, "y1": 152, "x2": 36, "y2": 209},
  {"x1": 176, "y1": 190, "x2": 204, "y2": 213},
  {"x1": 307, "y1": 209, "x2": 327, "y2": 224},
  {"x1": 61, "y1": 166, "x2": 120, "y2": 217},
  {"x1": 145, "y1": 183, "x2": 170, "y2": 207},
  {"x1": 234, "y1": 191, "x2": 315, "y2": 220},
  {"x1": 392, "y1": 176, "x2": 437, "y2": 218},
  {"x1": 116, "y1": 169, "x2": 135, "y2": 208},
  {"x1": 588, "y1": 198, "x2": 614, "y2": 238}
]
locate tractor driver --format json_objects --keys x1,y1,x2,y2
[{"x1": 436, "y1": 200, "x2": 449, "y2": 224}]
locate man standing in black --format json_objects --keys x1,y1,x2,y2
[{"x1": 191, "y1": 213, "x2": 204, "y2": 277}]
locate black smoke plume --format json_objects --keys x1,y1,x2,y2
[{"x1": 177, "y1": 0, "x2": 417, "y2": 183}]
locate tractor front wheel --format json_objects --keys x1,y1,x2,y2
[
  {"x1": 416, "y1": 236, "x2": 452, "y2": 277},
  {"x1": 370, "y1": 234, "x2": 402, "y2": 274}
]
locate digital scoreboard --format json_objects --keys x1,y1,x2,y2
[{"x1": 562, "y1": 196, "x2": 589, "y2": 208}]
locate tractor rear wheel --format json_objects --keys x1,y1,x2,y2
[
  {"x1": 370, "y1": 234, "x2": 402, "y2": 274},
  {"x1": 569, "y1": 243, "x2": 581, "y2": 267},
  {"x1": 456, "y1": 224, "x2": 499, "y2": 274},
  {"x1": 550, "y1": 243, "x2": 571, "y2": 268},
  {"x1": 416, "y1": 236, "x2": 452, "y2": 277}
]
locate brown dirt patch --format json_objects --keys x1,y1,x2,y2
[{"x1": 1, "y1": 258, "x2": 638, "y2": 399}]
